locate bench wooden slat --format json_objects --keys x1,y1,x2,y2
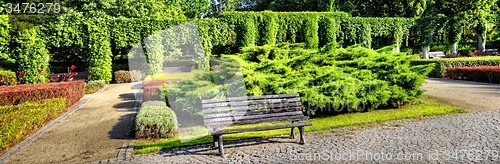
[
  {"x1": 202, "y1": 97, "x2": 301, "y2": 108},
  {"x1": 209, "y1": 121, "x2": 312, "y2": 136},
  {"x1": 204, "y1": 111, "x2": 303, "y2": 123},
  {"x1": 203, "y1": 107, "x2": 301, "y2": 119},
  {"x1": 202, "y1": 93, "x2": 311, "y2": 156},
  {"x1": 205, "y1": 115, "x2": 309, "y2": 128},
  {"x1": 202, "y1": 93, "x2": 299, "y2": 104},
  {"x1": 203, "y1": 102, "x2": 301, "y2": 114}
]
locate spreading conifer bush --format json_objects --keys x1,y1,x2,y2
[{"x1": 163, "y1": 43, "x2": 434, "y2": 116}]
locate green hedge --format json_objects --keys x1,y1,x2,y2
[
  {"x1": 1, "y1": 12, "x2": 487, "y2": 77},
  {"x1": 87, "y1": 18, "x2": 113, "y2": 83},
  {"x1": 11, "y1": 21, "x2": 50, "y2": 84},
  {"x1": 411, "y1": 56, "x2": 500, "y2": 78},
  {"x1": 0, "y1": 70, "x2": 17, "y2": 86},
  {"x1": 135, "y1": 101, "x2": 178, "y2": 139},
  {"x1": 0, "y1": 98, "x2": 67, "y2": 152}
]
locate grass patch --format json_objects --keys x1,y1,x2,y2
[
  {"x1": 133, "y1": 97, "x2": 466, "y2": 154},
  {"x1": 144, "y1": 72, "x2": 197, "y2": 81}
]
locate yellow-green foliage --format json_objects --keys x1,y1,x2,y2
[
  {"x1": 162, "y1": 43, "x2": 434, "y2": 116},
  {"x1": 0, "y1": 98, "x2": 66, "y2": 152},
  {"x1": 228, "y1": 43, "x2": 435, "y2": 115},
  {"x1": 0, "y1": 70, "x2": 17, "y2": 86},
  {"x1": 11, "y1": 21, "x2": 50, "y2": 84},
  {"x1": 87, "y1": 18, "x2": 113, "y2": 83}
]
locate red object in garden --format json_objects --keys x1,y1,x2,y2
[
  {"x1": 446, "y1": 66, "x2": 500, "y2": 84},
  {"x1": 39, "y1": 69, "x2": 44, "y2": 74},
  {"x1": 18, "y1": 71, "x2": 24, "y2": 75},
  {"x1": 70, "y1": 65, "x2": 76, "y2": 71},
  {"x1": 57, "y1": 65, "x2": 78, "y2": 82}
]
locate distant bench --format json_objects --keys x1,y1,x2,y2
[
  {"x1": 484, "y1": 49, "x2": 499, "y2": 55},
  {"x1": 202, "y1": 93, "x2": 312, "y2": 156},
  {"x1": 429, "y1": 51, "x2": 445, "y2": 58}
]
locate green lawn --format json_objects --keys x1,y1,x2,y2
[
  {"x1": 144, "y1": 71, "x2": 198, "y2": 81},
  {"x1": 134, "y1": 97, "x2": 466, "y2": 154}
]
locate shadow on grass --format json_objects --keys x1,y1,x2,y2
[{"x1": 141, "y1": 136, "x2": 299, "y2": 156}]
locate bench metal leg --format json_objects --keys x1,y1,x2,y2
[
  {"x1": 218, "y1": 135, "x2": 224, "y2": 156},
  {"x1": 213, "y1": 135, "x2": 218, "y2": 149},
  {"x1": 290, "y1": 121, "x2": 295, "y2": 139},
  {"x1": 299, "y1": 126, "x2": 305, "y2": 144}
]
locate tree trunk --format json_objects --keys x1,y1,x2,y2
[
  {"x1": 452, "y1": 42, "x2": 458, "y2": 55},
  {"x1": 422, "y1": 46, "x2": 429, "y2": 59},
  {"x1": 478, "y1": 35, "x2": 485, "y2": 52},
  {"x1": 396, "y1": 44, "x2": 401, "y2": 53}
]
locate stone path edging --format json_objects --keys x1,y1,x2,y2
[{"x1": 0, "y1": 85, "x2": 109, "y2": 163}]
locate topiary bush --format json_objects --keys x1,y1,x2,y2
[
  {"x1": 0, "y1": 70, "x2": 17, "y2": 86},
  {"x1": 11, "y1": 21, "x2": 50, "y2": 84},
  {"x1": 135, "y1": 101, "x2": 178, "y2": 139},
  {"x1": 87, "y1": 18, "x2": 113, "y2": 83},
  {"x1": 114, "y1": 70, "x2": 131, "y2": 83}
]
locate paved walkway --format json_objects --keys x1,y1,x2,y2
[
  {"x1": 104, "y1": 79, "x2": 500, "y2": 163},
  {"x1": 6, "y1": 83, "x2": 138, "y2": 164}
]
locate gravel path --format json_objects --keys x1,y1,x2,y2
[
  {"x1": 98, "y1": 78, "x2": 500, "y2": 163},
  {"x1": 422, "y1": 78, "x2": 500, "y2": 111},
  {"x1": 127, "y1": 110, "x2": 499, "y2": 163},
  {"x1": 7, "y1": 83, "x2": 138, "y2": 164}
]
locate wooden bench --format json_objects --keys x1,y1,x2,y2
[
  {"x1": 429, "y1": 51, "x2": 445, "y2": 58},
  {"x1": 484, "y1": 49, "x2": 499, "y2": 56},
  {"x1": 202, "y1": 93, "x2": 312, "y2": 156}
]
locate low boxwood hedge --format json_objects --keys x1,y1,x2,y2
[
  {"x1": 0, "y1": 70, "x2": 17, "y2": 86},
  {"x1": 446, "y1": 66, "x2": 500, "y2": 83},
  {"x1": 0, "y1": 81, "x2": 85, "y2": 107},
  {"x1": 135, "y1": 101, "x2": 178, "y2": 139},
  {"x1": 0, "y1": 98, "x2": 67, "y2": 152},
  {"x1": 411, "y1": 56, "x2": 500, "y2": 78},
  {"x1": 85, "y1": 80, "x2": 106, "y2": 94}
]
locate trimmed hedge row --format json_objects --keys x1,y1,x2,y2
[
  {"x1": 0, "y1": 81, "x2": 85, "y2": 107},
  {"x1": 411, "y1": 56, "x2": 500, "y2": 78},
  {"x1": 0, "y1": 70, "x2": 17, "y2": 86},
  {"x1": 0, "y1": 98, "x2": 66, "y2": 152},
  {"x1": 446, "y1": 66, "x2": 500, "y2": 83},
  {"x1": 135, "y1": 101, "x2": 178, "y2": 139}
]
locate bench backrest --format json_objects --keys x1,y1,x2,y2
[{"x1": 202, "y1": 93, "x2": 304, "y2": 129}]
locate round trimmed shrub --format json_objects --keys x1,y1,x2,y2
[
  {"x1": 135, "y1": 101, "x2": 178, "y2": 139},
  {"x1": 114, "y1": 70, "x2": 131, "y2": 83}
]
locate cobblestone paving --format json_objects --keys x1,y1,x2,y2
[{"x1": 97, "y1": 110, "x2": 499, "y2": 163}]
